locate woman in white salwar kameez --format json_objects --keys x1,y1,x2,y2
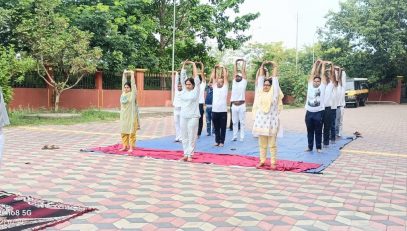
[
  {"x1": 0, "y1": 87, "x2": 10, "y2": 163},
  {"x1": 252, "y1": 61, "x2": 284, "y2": 169},
  {"x1": 179, "y1": 61, "x2": 200, "y2": 162}
]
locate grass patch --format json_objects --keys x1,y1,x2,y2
[
  {"x1": 283, "y1": 104, "x2": 303, "y2": 109},
  {"x1": 9, "y1": 109, "x2": 119, "y2": 126}
]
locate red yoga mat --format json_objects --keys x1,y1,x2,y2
[{"x1": 89, "y1": 144, "x2": 321, "y2": 172}]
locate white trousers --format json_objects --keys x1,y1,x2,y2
[
  {"x1": 336, "y1": 107, "x2": 344, "y2": 136},
  {"x1": 0, "y1": 128, "x2": 4, "y2": 162},
  {"x1": 174, "y1": 107, "x2": 182, "y2": 141},
  {"x1": 231, "y1": 103, "x2": 246, "y2": 140},
  {"x1": 180, "y1": 117, "x2": 199, "y2": 157}
]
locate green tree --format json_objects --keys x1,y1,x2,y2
[
  {"x1": 62, "y1": 0, "x2": 158, "y2": 71},
  {"x1": 320, "y1": 0, "x2": 407, "y2": 89},
  {"x1": 16, "y1": 0, "x2": 102, "y2": 111},
  {"x1": 62, "y1": 0, "x2": 258, "y2": 71},
  {"x1": 0, "y1": 46, "x2": 35, "y2": 104}
]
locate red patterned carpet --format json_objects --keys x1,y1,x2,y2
[{"x1": 0, "y1": 191, "x2": 96, "y2": 231}]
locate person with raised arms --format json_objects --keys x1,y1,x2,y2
[
  {"x1": 179, "y1": 61, "x2": 200, "y2": 162},
  {"x1": 304, "y1": 60, "x2": 327, "y2": 153},
  {"x1": 119, "y1": 70, "x2": 139, "y2": 153},
  {"x1": 252, "y1": 61, "x2": 284, "y2": 169},
  {"x1": 211, "y1": 64, "x2": 229, "y2": 147},
  {"x1": 230, "y1": 59, "x2": 248, "y2": 142}
]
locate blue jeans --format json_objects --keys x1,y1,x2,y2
[{"x1": 205, "y1": 106, "x2": 214, "y2": 135}]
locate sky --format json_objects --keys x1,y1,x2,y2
[{"x1": 235, "y1": 0, "x2": 342, "y2": 48}]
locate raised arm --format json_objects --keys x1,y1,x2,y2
[
  {"x1": 213, "y1": 64, "x2": 223, "y2": 84},
  {"x1": 334, "y1": 66, "x2": 341, "y2": 86},
  {"x1": 210, "y1": 68, "x2": 216, "y2": 86},
  {"x1": 130, "y1": 71, "x2": 137, "y2": 97},
  {"x1": 327, "y1": 62, "x2": 335, "y2": 84},
  {"x1": 122, "y1": 70, "x2": 127, "y2": 92},
  {"x1": 259, "y1": 61, "x2": 266, "y2": 77},
  {"x1": 255, "y1": 68, "x2": 260, "y2": 88},
  {"x1": 173, "y1": 71, "x2": 180, "y2": 93},
  {"x1": 222, "y1": 66, "x2": 229, "y2": 86},
  {"x1": 320, "y1": 61, "x2": 330, "y2": 85},
  {"x1": 196, "y1": 62, "x2": 206, "y2": 83},
  {"x1": 180, "y1": 61, "x2": 188, "y2": 89},
  {"x1": 190, "y1": 61, "x2": 198, "y2": 78}
]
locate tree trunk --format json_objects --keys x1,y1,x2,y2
[{"x1": 54, "y1": 92, "x2": 60, "y2": 112}]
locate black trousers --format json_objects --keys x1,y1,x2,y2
[
  {"x1": 212, "y1": 112, "x2": 227, "y2": 144},
  {"x1": 305, "y1": 110, "x2": 323, "y2": 150},
  {"x1": 330, "y1": 108, "x2": 337, "y2": 141},
  {"x1": 322, "y1": 107, "x2": 332, "y2": 145},
  {"x1": 197, "y1": 103, "x2": 204, "y2": 136}
]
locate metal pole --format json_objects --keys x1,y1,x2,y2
[
  {"x1": 295, "y1": 11, "x2": 299, "y2": 74},
  {"x1": 171, "y1": 0, "x2": 176, "y2": 102}
]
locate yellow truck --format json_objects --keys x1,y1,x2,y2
[{"x1": 345, "y1": 78, "x2": 369, "y2": 107}]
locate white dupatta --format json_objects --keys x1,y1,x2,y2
[{"x1": 271, "y1": 77, "x2": 283, "y2": 137}]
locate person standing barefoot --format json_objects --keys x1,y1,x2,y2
[{"x1": 119, "y1": 70, "x2": 138, "y2": 153}]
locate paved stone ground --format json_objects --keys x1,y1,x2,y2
[{"x1": 0, "y1": 104, "x2": 406, "y2": 231}]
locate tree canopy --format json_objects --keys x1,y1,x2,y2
[
  {"x1": 320, "y1": 0, "x2": 407, "y2": 89},
  {"x1": 56, "y1": 0, "x2": 258, "y2": 71}
]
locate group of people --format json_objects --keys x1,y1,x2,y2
[
  {"x1": 117, "y1": 58, "x2": 346, "y2": 170},
  {"x1": 305, "y1": 59, "x2": 346, "y2": 153},
  {"x1": 171, "y1": 59, "x2": 284, "y2": 169}
]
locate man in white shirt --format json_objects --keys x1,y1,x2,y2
[
  {"x1": 305, "y1": 60, "x2": 327, "y2": 153},
  {"x1": 230, "y1": 59, "x2": 248, "y2": 141},
  {"x1": 173, "y1": 71, "x2": 183, "y2": 142},
  {"x1": 211, "y1": 65, "x2": 229, "y2": 147}
]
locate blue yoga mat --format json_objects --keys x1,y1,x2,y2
[{"x1": 137, "y1": 130, "x2": 354, "y2": 173}]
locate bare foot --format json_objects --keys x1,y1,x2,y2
[
  {"x1": 256, "y1": 162, "x2": 265, "y2": 169},
  {"x1": 119, "y1": 147, "x2": 127, "y2": 151},
  {"x1": 305, "y1": 148, "x2": 312, "y2": 152},
  {"x1": 128, "y1": 148, "x2": 133, "y2": 153},
  {"x1": 270, "y1": 163, "x2": 277, "y2": 170},
  {"x1": 180, "y1": 156, "x2": 188, "y2": 161},
  {"x1": 213, "y1": 143, "x2": 219, "y2": 146},
  {"x1": 317, "y1": 149, "x2": 322, "y2": 153},
  {"x1": 187, "y1": 157, "x2": 192, "y2": 162},
  {"x1": 219, "y1": 143, "x2": 224, "y2": 147}
]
